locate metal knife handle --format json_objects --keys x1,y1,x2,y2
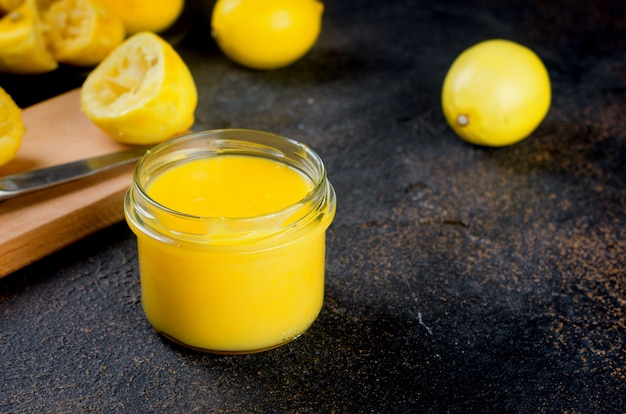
[{"x1": 0, "y1": 146, "x2": 151, "y2": 201}]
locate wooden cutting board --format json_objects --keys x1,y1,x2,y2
[{"x1": 0, "y1": 88, "x2": 139, "y2": 278}]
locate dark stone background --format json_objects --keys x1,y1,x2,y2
[{"x1": 1, "y1": 0, "x2": 625, "y2": 412}]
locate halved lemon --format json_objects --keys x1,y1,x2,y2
[
  {"x1": 99, "y1": 0, "x2": 184, "y2": 34},
  {"x1": 43, "y1": 0, "x2": 125, "y2": 66},
  {"x1": 0, "y1": 86, "x2": 25, "y2": 167},
  {"x1": 80, "y1": 31, "x2": 197, "y2": 145},
  {"x1": 0, "y1": 0, "x2": 57, "y2": 74}
]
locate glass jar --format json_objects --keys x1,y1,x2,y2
[{"x1": 124, "y1": 129, "x2": 336, "y2": 354}]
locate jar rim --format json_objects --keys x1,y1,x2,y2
[
  {"x1": 132, "y1": 128, "x2": 329, "y2": 223},
  {"x1": 125, "y1": 129, "x2": 336, "y2": 246}
]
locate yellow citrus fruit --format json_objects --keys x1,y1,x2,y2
[
  {"x1": 0, "y1": 0, "x2": 23, "y2": 13},
  {"x1": 441, "y1": 39, "x2": 551, "y2": 147},
  {"x1": 99, "y1": 0, "x2": 184, "y2": 34},
  {"x1": 0, "y1": 86, "x2": 25, "y2": 167},
  {"x1": 80, "y1": 31, "x2": 197, "y2": 145},
  {"x1": 211, "y1": 0, "x2": 324, "y2": 70},
  {"x1": 43, "y1": 0, "x2": 125, "y2": 67},
  {"x1": 0, "y1": 0, "x2": 55, "y2": 13},
  {"x1": 0, "y1": 0, "x2": 57, "y2": 74}
]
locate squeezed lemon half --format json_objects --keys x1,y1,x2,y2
[
  {"x1": 0, "y1": 0, "x2": 57, "y2": 74},
  {"x1": 441, "y1": 39, "x2": 551, "y2": 147},
  {"x1": 211, "y1": 0, "x2": 324, "y2": 70},
  {"x1": 43, "y1": 0, "x2": 125, "y2": 67},
  {"x1": 0, "y1": 86, "x2": 25, "y2": 167},
  {"x1": 80, "y1": 31, "x2": 197, "y2": 145}
]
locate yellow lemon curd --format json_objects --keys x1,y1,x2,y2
[{"x1": 125, "y1": 131, "x2": 335, "y2": 353}]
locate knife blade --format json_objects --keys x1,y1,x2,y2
[{"x1": 0, "y1": 145, "x2": 151, "y2": 201}]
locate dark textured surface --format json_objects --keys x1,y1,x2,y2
[{"x1": 2, "y1": 0, "x2": 625, "y2": 412}]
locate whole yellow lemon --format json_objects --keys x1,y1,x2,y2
[
  {"x1": 211, "y1": 0, "x2": 324, "y2": 70},
  {"x1": 441, "y1": 39, "x2": 551, "y2": 147},
  {"x1": 99, "y1": 0, "x2": 184, "y2": 34}
]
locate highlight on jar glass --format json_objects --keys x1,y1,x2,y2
[{"x1": 124, "y1": 129, "x2": 337, "y2": 354}]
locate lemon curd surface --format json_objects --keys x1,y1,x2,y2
[
  {"x1": 130, "y1": 154, "x2": 332, "y2": 353},
  {"x1": 148, "y1": 156, "x2": 313, "y2": 217}
]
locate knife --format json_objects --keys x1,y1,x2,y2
[{"x1": 0, "y1": 145, "x2": 151, "y2": 201}]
